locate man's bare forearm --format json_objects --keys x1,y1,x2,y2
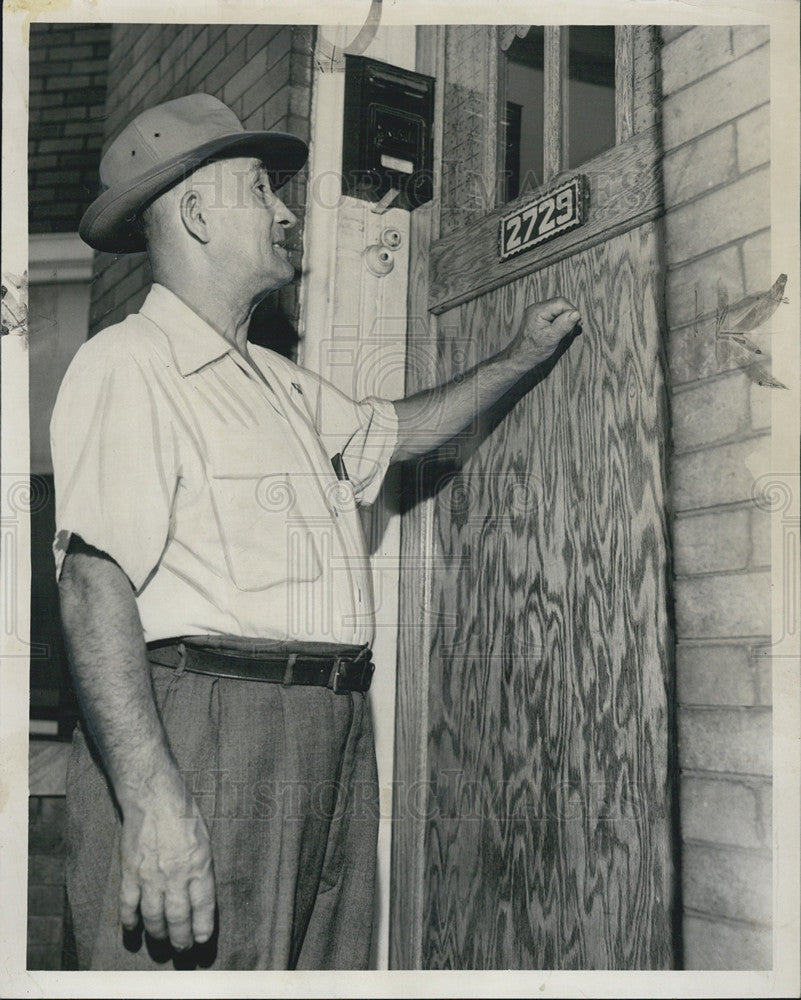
[
  {"x1": 58, "y1": 536, "x2": 179, "y2": 808},
  {"x1": 390, "y1": 297, "x2": 582, "y2": 462},
  {"x1": 391, "y1": 347, "x2": 530, "y2": 462},
  {"x1": 58, "y1": 535, "x2": 215, "y2": 948}
]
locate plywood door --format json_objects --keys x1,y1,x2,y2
[{"x1": 417, "y1": 222, "x2": 676, "y2": 968}]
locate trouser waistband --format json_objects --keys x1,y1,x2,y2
[{"x1": 146, "y1": 637, "x2": 375, "y2": 694}]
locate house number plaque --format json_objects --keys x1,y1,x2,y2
[{"x1": 498, "y1": 175, "x2": 588, "y2": 261}]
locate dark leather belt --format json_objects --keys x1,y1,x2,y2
[{"x1": 147, "y1": 638, "x2": 375, "y2": 694}]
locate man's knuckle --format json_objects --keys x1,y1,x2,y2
[
  {"x1": 194, "y1": 883, "x2": 215, "y2": 905},
  {"x1": 193, "y1": 912, "x2": 214, "y2": 934},
  {"x1": 164, "y1": 900, "x2": 190, "y2": 922},
  {"x1": 142, "y1": 916, "x2": 167, "y2": 937},
  {"x1": 164, "y1": 897, "x2": 190, "y2": 917},
  {"x1": 167, "y1": 921, "x2": 191, "y2": 941},
  {"x1": 140, "y1": 898, "x2": 162, "y2": 919},
  {"x1": 119, "y1": 886, "x2": 139, "y2": 907}
]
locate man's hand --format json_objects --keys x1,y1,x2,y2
[
  {"x1": 504, "y1": 297, "x2": 582, "y2": 372},
  {"x1": 119, "y1": 771, "x2": 216, "y2": 951}
]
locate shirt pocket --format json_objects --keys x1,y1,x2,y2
[{"x1": 206, "y1": 443, "x2": 324, "y2": 593}]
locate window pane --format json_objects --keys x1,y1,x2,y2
[
  {"x1": 503, "y1": 27, "x2": 545, "y2": 202},
  {"x1": 568, "y1": 26, "x2": 616, "y2": 168}
]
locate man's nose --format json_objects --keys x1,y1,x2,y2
[{"x1": 275, "y1": 198, "x2": 298, "y2": 229}]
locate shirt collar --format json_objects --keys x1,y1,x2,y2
[{"x1": 139, "y1": 283, "x2": 234, "y2": 376}]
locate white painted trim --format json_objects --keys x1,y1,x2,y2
[
  {"x1": 297, "y1": 50, "x2": 346, "y2": 356},
  {"x1": 298, "y1": 26, "x2": 416, "y2": 971},
  {"x1": 28, "y1": 232, "x2": 94, "y2": 284}
]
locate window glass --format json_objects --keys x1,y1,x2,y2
[
  {"x1": 567, "y1": 26, "x2": 616, "y2": 168},
  {"x1": 502, "y1": 27, "x2": 545, "y2": 202}
]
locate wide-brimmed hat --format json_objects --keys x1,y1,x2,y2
[{"x1": 79, "y1": 93, "x2": 309, "y2": 254}]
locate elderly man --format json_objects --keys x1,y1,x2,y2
[{"x1": 52, "y1": 93, "x2": 581, "y2": 970}]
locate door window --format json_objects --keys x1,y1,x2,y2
[
  {"x1": 502, "y1": 25, "x2": 618, "y2": 204},
  {"x1": 502, "y1": 27, "x2": 545, "y2": 201},
  {"x1": 567, "y1": 26, "x2": 616, "y2": 167}
]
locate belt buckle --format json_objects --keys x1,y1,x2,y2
[
  {"x1": 331, "y1": 656, "x2": 345, "y2": 694},
  {"x1": 331, "y1": 647, "x2": 374, "y2": 693},
  {"x1": 352, "y1": 645, "x2": 374, "y2": 691},
  {"x1": 359, "y1": 655, "x2": 375, "y2": 691}
]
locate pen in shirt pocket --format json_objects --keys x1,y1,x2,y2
[{"x1": 331, "y1": 452, "x2": 350, "y2": 481}]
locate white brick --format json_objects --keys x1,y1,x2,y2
[
  {"x1": 672, "y1": 436, "x2": 770, "y2": 510},
  {"x1": 679, "y1": 706, "x2": 772, "y2": 774},
  {"x1": 663, "y1": 45, "x2": 770, "y2": 150},
  {"x1": 736, "y1": 105, "x2": 770, "y2": 175},
  {"x1": 683, "y1": 914, "x2": 771, "y2": 970},
  {"x1": 750, "y1": 507, "x2": 771, "y2": 567},
  {"x1": 664, "y1": 168, "x2": 770, "y2": 265},
  {"x1": 674, "y1": 508, "x2": 750, "y2": 574},
  {"x1": 677, "y1": 643, "x2": 765, "y2": 706},
  {"x1": 663, "y1": 125, "x2": 738, "y2": 206},
  {"x1": 681, "y1": 775, "x2": 771, "y2": 848},
  {"x1": 749, "y1": 380, "x2": 772, "y2": 430},
  {"x1": 749, "y1": 645, "x2": 773, "y2": 705},
  {"x1": 662, "y1": 27, "x2": 734, "y2": 96},
  {"x1": 668, "y1": 321, "x2": 746, "y2": 385},
  {"x1": 672, "y1": 373, "x2": 750, "y2": 451},
  {"x1": 675, "y1": 571, "x2": 771, "y2": 638},
  {"x1": 666, "y1": 246, "x2": 744, "y2": 329},
  {"x1": 731, "y1": 25, "x2": 770, "y2": 58},
  {"x1": 660, "y1": 26, "x2": 693, "y2": 45},
  {"x1": 740, "y1": 230, "x2": 773, "y2": 294},
  {"x1": 683, "y1": 842, "x2": 772, "y2": 923}
]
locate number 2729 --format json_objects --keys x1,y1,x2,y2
[{"x1": 499, "y1": 179, "x2": 584, "y2": 260}]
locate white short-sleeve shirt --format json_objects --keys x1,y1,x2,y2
[{"x1": 50, "y1": 283, "x2": 398, "y2": 646}]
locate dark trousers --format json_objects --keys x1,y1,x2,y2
[{"x1": 65, "y1": 656, "x2": 379, "y2": 970}]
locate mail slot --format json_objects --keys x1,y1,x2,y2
[{"x1": 342, "y1": 55, "x2": 435, "y2": 210}]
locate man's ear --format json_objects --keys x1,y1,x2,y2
[{"x1": 179, "y1": 189, "x2": 210, "y2": 244}]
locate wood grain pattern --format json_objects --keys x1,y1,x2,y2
[
  {"x1": 543, "y1": 27, "x2": 567, "y2": 183},
  {"x1": 389, "y1": 24, "x2": 444, "y2": 971},
  {"x1": 390, "y1": 200, "x2": 437, "y2": 971},
  {"x1": 633, "y1": 26, "x2": 661, "y2": 136},
  {"x1": 428, "y1": 126, "x2": 662, "y2": 315},
  {"x1": 615, "y1": 26, "x2": 635, "y2": 144},
  {"x1": 420, "y1": 223, "x2": 675, "y2": 969}
]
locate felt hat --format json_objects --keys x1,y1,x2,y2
[{"x1": 79, "y1": 93, "x2": 309, "y2": 254}]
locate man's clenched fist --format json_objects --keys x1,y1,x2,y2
[{"x1": 505, "y1": 297, "x2": 582, "y2": 370}]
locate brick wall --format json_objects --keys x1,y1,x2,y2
[
  {"x1": 660, "y1": 24, "x2": 773, "y2": 969},
  {"x1": 29, "y1": 24, "x2": 111, "y2": 234},
  {"x1": 88, "y1": 24, "x2": 314, "y2": 348},
  {"x1": 27, "y1": 796, "x2": 67, "y2": 970}
]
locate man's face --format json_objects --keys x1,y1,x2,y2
[{"x1": 200, "y1": 156, "x2": 298, "y2": 299}]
